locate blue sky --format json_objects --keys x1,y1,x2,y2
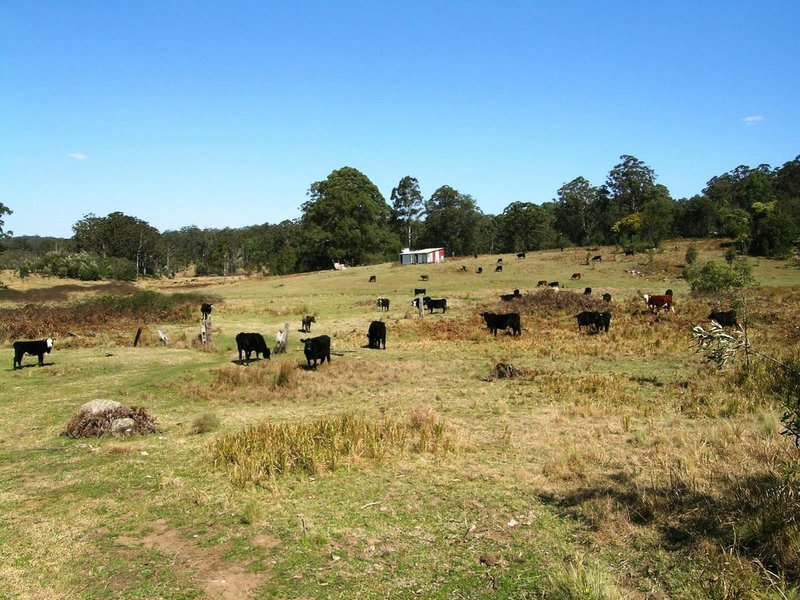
[{"x1": 1, "y1": 1, "x2": 798, "y2": 238}]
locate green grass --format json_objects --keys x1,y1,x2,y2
[{"x1": 2, "y1": 238, "x2": 800, "y2": 598}]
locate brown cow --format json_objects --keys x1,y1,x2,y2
[
  {"x1": 643, "y1": 294, "x2": 674, "y2": 313},
  {"x1": 537, "y1": 280, "x2": 548, "y2": 287},
  {"x1": 570, "y1": 273, "x2": 581, "y2": 280}
]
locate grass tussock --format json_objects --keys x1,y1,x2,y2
[
  {"x1": 62, "y1": 406, "x2": 158, "y2": 438},
  {"x1": 546, "y1": 554, "x2": 625, "y2": 600},
  {"x1": 0, "y1": 291, "x2": 209, "y2": 340},
  {"x1": 211, "y1": 411, "x2": 452, "y2": 485},
  {"x1": 190, "y1": 412, "x2": 220, "y2": 434}
]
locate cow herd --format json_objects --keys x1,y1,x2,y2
[{"x1": 9, "y1": 271, "x2": 741, "y2": 371}]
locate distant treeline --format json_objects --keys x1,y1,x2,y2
[{"x1": 1, "y1": 154, "x2": 798, "y2": 280}]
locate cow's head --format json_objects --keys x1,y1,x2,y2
[
  {"x1": 46, "y1": 338, "x2": 54, "y2": 352},
  {"x1": 642, "y1": 294, "x2": 650, "y2": 303}
]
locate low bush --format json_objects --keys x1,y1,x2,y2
[{"x1": 62, "y1": 406, "x2": 158, "y2": 438}]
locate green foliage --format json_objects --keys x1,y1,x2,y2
[
  {"x1": 554, "y1": 177, "x2": 595, "y2": 246},
  {"x1": 420, "y1": 185, "x2": 490, "y2": 256},
  {"x1": 0, "y1": 201, "x2": 11, "y2": 237},
  {"x1": 389, "y1": 175, "x2": 424, "y2": 249},
  {"x1": 18, "y1": 251, "x2": 137, "y2": 281},
  {"x1": 300, "y1": 166, "x2": 398, "y2": 269},
  {"x1": 495, "y1": 201, "x2": 556, "y2": 252},
  {"x1": 610, "y1": 213, "x2": 641, "y2": 242},
  {"x1": 684, "y1": 258, "x2": 755, "y2": 295}
]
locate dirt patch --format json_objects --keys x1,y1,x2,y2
[{"x1": 116, "y1": 519, "x2": 271, "y2": 599}]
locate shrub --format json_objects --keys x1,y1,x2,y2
[
  {"x1": 191, "y1": 412, "x2": 220, "y2": 434},
  {"x1": 62, "y1": 406, "x2": 158, "y2": 438},
  {"x1": 685, "y1": 245, "x2": 699, "y2": 265},
  {"x1": 684, "y1": 258, "x2": 755, "y2": 295}
]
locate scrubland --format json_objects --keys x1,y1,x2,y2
[{"x1": 1, "y1": 239, "x2": 799, "y2": 599}]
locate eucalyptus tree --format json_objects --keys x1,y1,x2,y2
[
  {"x1": 553, "y1": 177, "x2": 596, "y2": 246},
  {"x1": 390, "y1": 176, "x2": 424, "y2": 249},
  {"x1": 0, "y1": 201, "x2": 11, "y2": 237},
  {"x1": 420, "y1": 185, "x2": 485, "y2": 257}
]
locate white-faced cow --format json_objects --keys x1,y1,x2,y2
[
  {"x1": 643, "y1": 294, "x2": 674, "y2": 313},
  {"x1": 201, "y1": 302, "x2": 213, "y2": 319},
  {"x1": 235, "y1": 332, "x2": 270, "y2": 365},
  {"x1": 367, "y1": 321, "x2": 386, "y2": 349},
  {"x1": 13, "y1": 338, "x2": 53, "y2": 369},
  {"x1": 377, "y1": 298, "x2": 390, "y2": 311},
  {"x1": 300, "y1": 335, "x2": 331, "y2": 368},
  {"x1": 480, "y1": 312, "x2": 521, "y2": 336}
]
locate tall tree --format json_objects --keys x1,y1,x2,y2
[
  {"x1": 553, "y1": 177, "x2": 596, "y2": 246},
  {"x1": 606, "y1": 155, "x2": 658, "y2": 215},
  {"x1": 0, "y1": 202, "x2": 11, "y2": 238},
  {"x1": 639, "y1": 185, "x2": 675, "y2": 246},
  {"x1": 72, "y1": 212, "x2": 161, "y2": 276},
  {"x1": 496, "y1": 201, "x2": 556, "y2": 252},
  {"x1": 390, "y1": 176, "x2": 424, "y2": 249},
  {"x1": 299, "y1": 166, "x2": 398, "y2": 270},
  {"x1": 421, "y1": 186, "x2": 484, "y2": 257}
]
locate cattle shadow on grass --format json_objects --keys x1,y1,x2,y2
[
  {"x1": 231, "y1": 358, "x2": 266, "y2": 366},
  {"x1": 11, "y1": 362, "x2": 54, "y2": 371}
]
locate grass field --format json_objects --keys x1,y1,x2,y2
[{"x1": 2, "y1": 239, "x2": 800, "y2": 599}]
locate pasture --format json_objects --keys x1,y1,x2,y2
[{"x1": 2, "y1": 240, "x2": 800, "y2": 599}]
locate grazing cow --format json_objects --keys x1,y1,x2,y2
[
  {"x1": 537, "y1": 280, "x2": 548, "y2": 287},
  {"x1": 709, "y1": 309, "x2": 739, "y2": 329},
  {"x1": 414, "y1": 288, "x2": 426, "y2": 296},
  {"x1": 665, "y1": 289, "x2": 673, "y2": 296},
  {"x1": 624, "y1": 249, "x2": 635, "y2": 256},
  {"x1": 497, "y1": 257, "x2": 503, "y2": 264},
  {"x1": 476, "y1": 267, "x2": 483, "y2": 274},
  {"x1": 13, "y1": 338, "x2": 53, "y2": 369},
  {"x1": 591, "y1": 255, "x2": 602, "y2": 262},
  {"x1": 643, "y1": 294, "x2": 674, "y2": 313},
  {"x1": 235, "y1": 332, "x2": 270, "y2": 365},
  {"x1": 461, "y1": 265, "x2": 468, "y2": 272},
  {"x1": 367, "y1": 321, "x2": 386, "y2": 349},
  {"x1": 201, "y1": 302, "x2": 213, "y2": 319},
  {"x1": 369, "y1": 275, "x2": 377, "y2": 283},
  {"x1": 495, "y1": 265, "x2": 503, "y2": 272},
  {"x1": 377, "y1": 297, "x2": 390, "y2": 311},
  {"x1": 500, "y1": 289, "x2": 522, "y2": 302},
  {"x1": 570, "y1": 273, "x2": 581, "y2": 280},
  {"x1": 423, "y1": 297, "x2": 447, "y2": 313},
  {"x1": 595, "y1": 311, "x2": 612, "y2": 332},
  {"x1": 420, "y1": 274, "x2": 429, "y2": 281},
  {"x1": 576, "y1": 311, "x2": 598, "y2": 332},
  {"x1": 480, "y1": 312, "x2": 522, "y2": 336},
  {"x1": 517, "y1": 251, "x2": 526, "y2": 259},
  {"x1": 301, "y1": 315, "x2": 316, "y2": 332},
  {"x1": 300, "y1": 335, "x2": 331, "y2": 368},
  {"x1": 548, "y1": 281, "x2": 560, "y2": 289},
  {"x1": 602, "y1": 292, "x2": 612, "y2": 303},
  {"x1": 584, "y1": 287, "x2": 592, "y2": 295}
]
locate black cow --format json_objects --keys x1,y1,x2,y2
[
  {"x1": 595, "y1": 311, "x2": 612, "y2": 332},
  {"x1": 500, "y1": 289, "x2": 522, "y2": 301},
  {"x1": 13, "y1": 338, "x2": 53, "y2": 369},
  {"x1": 517, "y1": 252, "x2": 526, "y2": 259},
  {"x1": 584, "y1": 287, "x2": 592, "y2": 295},
  {"x1": 709, "y1": 309, "x2": 739, "y2": 329},
  {"x1": 369, "y1": 275, "x2": 377, "y2": 283},
  {"x1": 300, "y1": 335, "x2": 331, "y2": 368},
  {"x1": 476, "y1": 267, "x2": 483, "y2": 274},
  {"x1": 495, "y1": 265, "x2": 503, "y2": 272},
  {"x1": 624, "y1": 249, "x2": 635, "y2": 256},
  {"x1": 377, "y1": 298, "x2": 390, "y2": 311},
  {"x1": 420, "y1": 274, "x2": 429, "y2": 281},
  {"x1": 591, "y1": 255, "x2": 602, "y2": 262},
  {"x1": 201, "y1": 302, "x2": 213, "y2": 319},
  {"x1": 497, "y1": 257, "x2": 503, "y2": 264},
  {"x1": 665, "y1": 289, "x2": 673, "y2": 296},
  {"x1": 602, "y1": 292, "x2": 612, "y2": 302},
  {"x1": 414, "y1": 288, "x2": 426, "y2": 296},
  {"x1": 367, "y1": 321, "x2": 386, "y2": 349},
  {"x1": 548, "y1": 281, "x2": 559, "y2": 288},
  {"x1": 480, "y1": 312, "x2": 521, "y2": 336},
  {"x1": 423, "y1": 297, "x2": 447, "y2": 313},
  {"x1": 576, "y1": 311, "x2": 597, "y2": 332},
  {"x1": 235, "y1": 332, "x2": 270, "y2": 365}
]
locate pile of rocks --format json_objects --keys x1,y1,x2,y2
[{"x1": 62, "y1": 399, "x2": 158, "y2": 438}]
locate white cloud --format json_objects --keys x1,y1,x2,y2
[
  {"x1": 742, "y1": 115, "x2": 764, "y2": 126},
  {"x1": 67, "y1": 153, "x2": 88, "y2": 160}
]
